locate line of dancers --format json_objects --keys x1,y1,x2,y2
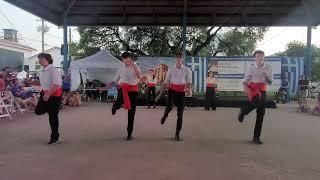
[{"x1": 35, "y1": 50, "x2": 272, "y2": 145}]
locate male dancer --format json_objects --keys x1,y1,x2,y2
[
  {"x1": 35, "y1": 53, "x2": 63, "y2": 144},
  {"x1": 112, "y1": 52, "x2": 141, "y2": 141},
  {"x1": 156, "y1": 52, "x2": 192, "y2": 141},
  {"x1": 238, "y1": 50, "x2": 272, "y2": 144}
]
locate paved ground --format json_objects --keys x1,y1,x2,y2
[{"x1": 0, "y1": 103, "x2": 320, "y2": 180}]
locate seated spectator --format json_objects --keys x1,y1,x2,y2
[
  {"x1": 92, "y1": 79, "x2": 102, "y2": 88},
  {"x1": 10, "y1": 79, "x2": 37, "y2": 108},
  {"x1": 85, "y1": 79, "x2": 93, "y2": 100},
  {"x1": 92, "y1": 79, "x2": 102, "y2": 100},
  {"x1": 85, "y1": 79, "x2": 93, "y2": 88},
  {"x1": 0, "y1": 74, "x2": 11, "y2": 104},
  {"x1": 10, "y1": 79, "x2": 33, "y2": 99},
  {"x1": 0, "y1": 74, "x2": 5, "y2": 91}
]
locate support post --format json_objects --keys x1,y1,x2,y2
[
  {"x1": 41, "y1": 19, "x2": 45, "y2": 52},
  {"x1": 182, "y1": 0, "x2": 187, "y2": 64},
  {"x1": 305, "y1": 25, "x2": 312, "y2": 78},
  {"x1": 69, "y1": 28, "x2": 72, "y2": 61},
  {"x1": 62, "y1": 0, "x2": 77, "y2": 73},
  {"x1": 63, "y1": 17, "x2": 68, "y2": 73}
]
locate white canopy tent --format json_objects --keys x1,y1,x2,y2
[{"x1": 69, "y1": 50, "x2": 122, "y2": 91}]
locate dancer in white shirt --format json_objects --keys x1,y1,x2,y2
[
  {"x1": 112, "y1": 52, "x2": 141, "y2": 141},
  {"x1": 238, "y1": 50, "x2": 272, "y2": 145},
  {"x1": 35, "y1": 53, "x2": 63, "y2": 144},
  {"x1": 156, "y1": 53, "x2": 192, "y2": 141}
]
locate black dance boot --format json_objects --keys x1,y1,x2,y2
[
  {"x1": 252, "y1": 137, "x2": 263, "y2": 145},
  {"x1": 238, "y1": 108, "x2": 245, "y2": 123},
  {"x1": 161, "y1": 114, "x2": 168, "y2": 125}
]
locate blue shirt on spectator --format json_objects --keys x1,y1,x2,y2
[{"x1": 62, "y1": 80, "x2": 71, "y2": 90}]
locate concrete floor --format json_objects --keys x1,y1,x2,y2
[{"x1": 0, "y1": 103, "x2": 319, "y2": 180}]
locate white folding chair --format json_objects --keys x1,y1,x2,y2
[
  {"x1": 0, "y1": 92, "x2": 13, "y2": 120},
  {"x1": 8, "y1": 91, "x2": 26, "y2": 115}
]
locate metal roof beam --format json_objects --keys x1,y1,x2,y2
[
  {"x1": 64, "y1": 0, "x2": 78, "y2": 16},
  {"x1": 65, "y1": 14, "x2": 310, "y2": 26},
  {"x1": 74, "y1": 0, "x2": 300, "y2": 7},
  {"x1": 69, "y1": 6, "x2": 303, "y2": 15},
  {"x1": 33, "y1": 0, "x2": 65, "y2": 14}
]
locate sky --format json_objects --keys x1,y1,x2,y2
[{"x1": 0, "y1": 0, "x2": 320, "y2": 56}]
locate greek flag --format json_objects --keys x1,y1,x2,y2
[{"x1": 281, "y1": 57, "x2": 304, "y2": 94}]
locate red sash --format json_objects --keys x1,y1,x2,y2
[
  {"x1": 207, "y1": 83, "x2": 215, "y2": 88},
  {"x1": 147, "y1": 83, "x2": 156, "y2": 87},
  {"x1": 44, "y1": 87, "x2": 63, "y2": 97},
  {"x1": 169, "y1": 84, "x2": 186, "y2": 93},
  {"x1": 249, "y1": 83, "x2": 267, "y2": 92},
  {"x1": 119, "y1": 83, "x2": 138, "y2": 110},
  {"x1": 246, "y1": 83, "x2": 267, "y2": 101}
]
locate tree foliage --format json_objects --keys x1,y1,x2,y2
[
  {"x1": 70, "y1": 26, "x2": 267, "y2": 59},
  {"x1": 274, "y1": 40, "x2": 320, "y2": 81}
]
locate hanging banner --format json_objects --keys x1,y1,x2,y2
[{"x1": 139, "y1": 56, "x2": 283, "y2": 92}]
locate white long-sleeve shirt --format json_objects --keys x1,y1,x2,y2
[
  {"x1": 164, "y1": 65, "x2": 192, "y2": 85},
  {"x1": 39, "y1": 64, "x2": 62, "y2": 91},
  {"x1": 243, "y1": 63, "x2": 273, "y2": 84},
  {"x1": 114, "y1": 64, "x2": 141, "y2": 85}
]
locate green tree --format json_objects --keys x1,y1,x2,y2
[
  {"x1": 72, "y1": 26, "x2": 267, "y2": 58},
  {"x1": 274, "y1": 40, "x2": 320, "y2": 81},
  {"x1": 69, "y1": 41, "x2": 100, "y2": 60}
]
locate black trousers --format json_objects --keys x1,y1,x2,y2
[
  {"x1": 35, "y1": 92, "x2": 62, "y2": 139},
  {"x1": 163, "y1": 89, "x2": 185, "y2": 135},
  {"x1": 147, "y1": 86, "x2": 156, "y2": 106},
  {"x1": 241, "y1": 91, "x2": 266, "y2": 139},
  {"x1": 205, "y1": 87, "x2": 217, "y2": 109},
  {"x1": 184, "y1": 97, "x2": 192, "y2": 107},
  {"x1": 113, "y1": 89, "x2": 138, "y2": 136}
]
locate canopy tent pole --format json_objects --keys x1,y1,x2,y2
[
  {"x1": 302, "y1": 0, "x2": 313, "y2": 79},
  {"x1": 182, "y1": 0, "x2": 187, "y2": 64},
  {"x1": 305, "y1": 25, "x2": 312, "y2": 78},
  {"x1": 63, "y1": 17, "x2": 68, "y2": 73},
  {"x1": 63, "y1": 0, "x2": 78, "y2": 73}
]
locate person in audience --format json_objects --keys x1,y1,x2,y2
[
  {"x1": 0, "y1": 74, "x2": 5, "y2": 91},
  {"x1": 85, "y1": 79, "x2": 93, "y2": 100},
  {"x1": 93, "y1": 79, "x2": 102, "y2": 100},
  {"x1": 62, "y1": 76, "x2": 71, "y2": 105},
  {"x1": 298, "y1": 75, "x2": 309, "y2": 104},
  {"x1": 10, "y1": 79, "x2": 37, "y2": 108},
  {"x1": 62, "y1": 76, "x2": 71, "y2": 93}
]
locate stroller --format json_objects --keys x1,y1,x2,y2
[{"x1": 312, "y1": 93, "x2": 320, "y2": 115}]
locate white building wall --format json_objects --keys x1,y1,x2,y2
[
  {"x1": 0, "y1": 44, "x2": 33, "y2": 58},
  {"x1": 24, "y1": 47, "x2": 63, "y2": 72}
]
